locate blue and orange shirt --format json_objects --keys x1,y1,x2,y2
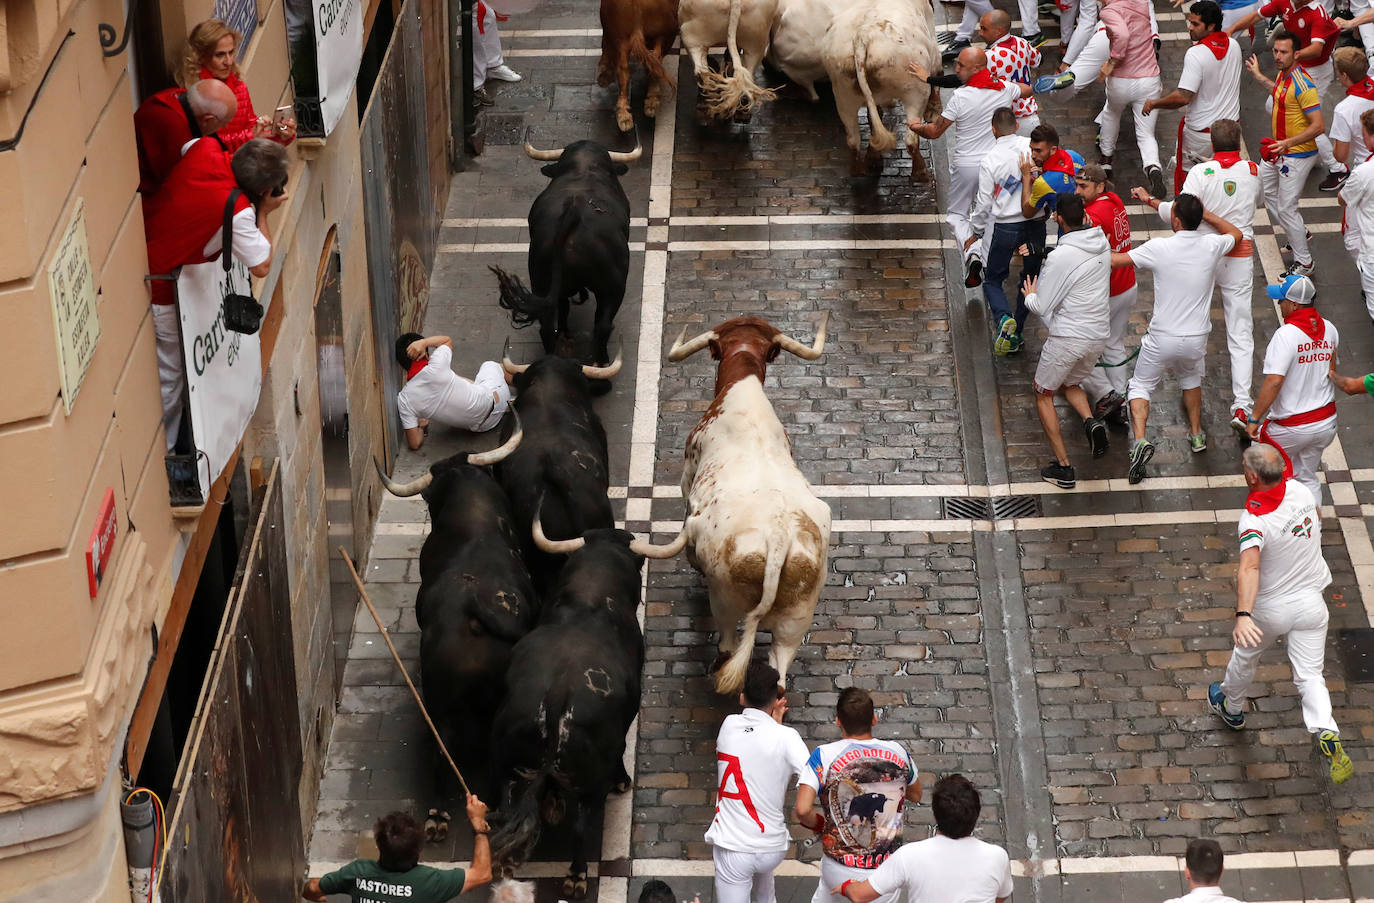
[
  {"x1": 1271, "y1": 65, "x2": 1322, "y2": 157},
  {"x1": 1029, "y1": 148, "x2": 1085, "y2": 215}
]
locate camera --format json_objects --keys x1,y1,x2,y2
[{"x1": 270, "y1": 181, "x2": 286, "y2": 198}]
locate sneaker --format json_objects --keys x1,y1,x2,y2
[
  {"x1": 1319, "y1": 170, "x2": 1348, "y2": 191},
  {"x1": 1034, "y1": 71, "x2": 1076, "y2": 93},
  {"x1": 474, "y1": 86, "x2": 495, "y2": 107},
  {"x1": 1230, "y1": 408, "x2": 1251, "y2": 440},
  {"x1": 941, "y1": 38, "x2": 972, "y2": 60},
  {"x1": 1318, "y1": 730, "x2": 1355, "y2": 784},
  {"x1": 1208, "y1": 682, "x2": 1246, "y2": 730},
  {"x1": 1005, "y1": 335, "x2": 1024, "y2": 354},
  {"x1": 993, "y1": 315, "x2": 1019, "y2": 355},
  {"x1": 1188, "y1": 431, "x2": 1208, "y2": 453},
  {"x1": 488, "y1": 64, "x2": 523, "y2": 82},
  {"x1": 1128, "y1": 438, "x2": 1155, "y2": 484},
  {"x1": 1281, "y1": 231, "x2": 1313, "y2": 255},
  {"x1": 965, "y1": 255, "x2": 984, "y2": 288},
  {"x1": 1146, "y1": 165, "x2": 1167, "y2": 199},
  {"x1": 1286, "y1": 258, "x2": 1316, "y2": 277},
  {"x1": 1042, "y1": 461, "x2": 1077, "y2": 489},
  {"x1": 1085, "y1": 417, "x2": 1109, "y2": 458},
  {"x1": 1022, "y1": 31, "x2": 1049, "y2": 49},
  {"x1": 1093, "y1": 390, "x2": 1126, "y2": 424}
]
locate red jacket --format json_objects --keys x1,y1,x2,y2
[
  {"x1": 200, "y1": 68, "x2": 295, "y2": 149},
  {"x1": 134, "y1": 88, "x2": 197, "y2": 194},
  {"x1": 143, "y1": 139, "x2": 251, "y2": 305}
]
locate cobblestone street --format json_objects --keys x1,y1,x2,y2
[{"x1": 309, "y1": 1, "x2": 1374, "y2": 901}]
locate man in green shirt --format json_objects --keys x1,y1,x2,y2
[
  {"x1": 1331, "y1": 370, "x2": 1374, "y2": 398},
  {"x1": 302, "y1": 793, "x2": 492, "y2": 902}
]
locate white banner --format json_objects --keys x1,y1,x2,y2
[
  {"x1": 315, "y1": 0, "x2": 364, "y2": 135},
  {"x1": 178, "y1": 260, "x2": 264, "y2": 499}
]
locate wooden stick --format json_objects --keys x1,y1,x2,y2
[{"x1": 339, "y1": 548, "x2": 471, "y2": 797}]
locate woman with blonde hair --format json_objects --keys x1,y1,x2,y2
[{"x1": 177, "y1": 19, "x2": 295, "y2": 148}]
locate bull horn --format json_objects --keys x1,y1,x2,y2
[
  {"x1": 774, "y1": 312, "x2": 830, "y2": 361},
  {"x1": 629, "y1": 528, "x2": 688, "y2": 560},
  {"x1": 467, "y1": 410, "x2": 523, "y2": 467},
  {"x1": 501, "y1": 337, "x2": 530, "y2": 375},
  {"x1": 667, "y1": 325, "x2": 717, "y2": 362},
  {"x1": 522, "y1": 128, "x2": 564, "y2": 162},
  {"x1": 532, "y1": 510, "x2": 586, "y2": 555},
  {"x1": 606, "y1": 143, "x2": 642, "y2": 164},
  {"x1": 373, "y1": 458, "x2": 433, "y2": 497},
  {"x1": 581, "y1": 345, "x2": 623, "y2": 380}
]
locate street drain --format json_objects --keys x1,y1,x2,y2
[
  {"x1": 991, "y1": 495, "x2": 1041, "y2": 519},
  {"x1": 940, "y1": 495, "x2": 1042, "y2": 521},
  {"x1": 942, "y1": 497, "x2": 991, "y2": 520}
]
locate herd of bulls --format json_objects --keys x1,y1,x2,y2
[{"x1": 379, "y1": 142, "x2": 838, "y2": 895}]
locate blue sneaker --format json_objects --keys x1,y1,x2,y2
[
  {"x1": 993, "y1": 315, "x2": 1019, "y2": 356},
  {"x1": 1318, "y1": 730, "x2": 1354, "y2": 784},
  {"x1": 1034, "y1": 71, "x2": 1075, "y2": 94},
  {"x1": 1208, "y1": 682, "x2": 1245, "y2": 730}
]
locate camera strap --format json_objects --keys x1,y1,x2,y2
[{"x1": 222, "y1": 188, "x2": 243, "y2": 275}]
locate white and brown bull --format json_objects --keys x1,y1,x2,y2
[
  {"x1": 680, "y1": 0, "x2": 779, "y2": 121},
  {"x1": 820, "y1": 0, "x2": 941, "y2": 179},
  {"x1": 667, "y1": 315, "x2": 831, "y2": 694}
]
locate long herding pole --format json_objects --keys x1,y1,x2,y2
[{"x1": 339, "y1": 547, "x2": 471, "y2": 797}]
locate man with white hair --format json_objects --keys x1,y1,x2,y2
[
  {"x1": 490, "y1": 879, "x2": 537, "y2": 903},
  {"x1": 1208, "y1": 443, "x2": 1353, "y2": 785},
  {"x1": 134, "y1": 78, "x2": 239, "y2": 193}
]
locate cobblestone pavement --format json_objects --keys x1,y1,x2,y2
[{"x1": 309, "y1": 1, "x2": 1374, "y2": 901}]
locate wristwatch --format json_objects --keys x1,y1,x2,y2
[{"x1": 1236, "y1": 611, "x2": 1253, "y2": 619}]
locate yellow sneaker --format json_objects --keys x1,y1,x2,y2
[{"x1": 1318, "y1": 730, "x2": 1354, "y2": 784}]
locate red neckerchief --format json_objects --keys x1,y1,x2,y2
[
  {"x1": 407, "y1": 360, "x2": 427, "y2": 380},
  {"x1": 1245, "y1": 479, "x2": 1287, "y2": 515},
  {"x1": 965, "y1": 68, "x2": 1006, "y2": 91},
  {"x1": 1213, "y1": 151, "x2": 1244, "y2": 168},
  {"x1": 1284, "y1": 305, "x2": 1325, "y2": 342},
  {"x1": 1042, "y1": 147, "x2": 1076, "y2": 177},
  {"x1": 1197, "y1": 31, "x2": 1230, "y2": 61},
  {"x1": 1348, "y1": 77, "x2": 1374, "y2": 99}
]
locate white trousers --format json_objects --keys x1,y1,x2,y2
[
  {"x1": 1220, "y1": 589, "x2": 1338, "y2": 735},
  {"x1": 956, "y1": 0, "x2": 996, "y2": 39},
  {"x1": 1176, "y1": 125, "x2": 1214, "y2": 187},
  {"x1": 1080, "y1": 285, "x2": 1138, "y2": 401},
  {"x1": 1216, "y1": 254, "x2": 1255, "y2": 413},
  {"x1": 714, "y1": 847, "x2": 788, "y2": 903},
  {"x1": 472, "y1": 7, "x2": 505, "y2": 88},
  {"x1": 1260, "y1": 153, "x2": 1318, "y2": 266},
  {"x1": 1100, "y1": 75, "x2": 1162, "y2": 168},
  {"x1": 810, "y1": 859, "x2": 899, "y2": 903},
  {"x1": 1066, "y1": 28, "x2": 1110, "y2": 96},
  {"x1": 1018, "y1": 0, "x2": 1042, "y2": 35},
  {"x1": 1262, "y1": 417, "x2": 1337, "y2": 504},
  {"x1": 1358, "y1": 256, "x2": 1374, "y2": 319},
  {"x1": 1308, "y1": 61, "x2": 1341, "y2": 173},
  {"x1": 1016, "y1": 113, "x2": 1042, "y2": 137},
  {"x1": 1221, "y1": 2, "x2": 1259, "y2": 31},
  {"x1": 1127, "y1": 332, "x2": 1208, "y2": 402},
  {"x1": 153, "y1": 304, "x2": 184, "y2": 453},
  {"x1": 948, "y1": 160, "x2": 984, "y2": 255}
]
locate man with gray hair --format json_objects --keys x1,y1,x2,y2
[
  {"x1": 1208, "y1": 443, "x2": 1353, "y2": 784},
  {"x1": 490, "y1": 879, "x2": 537, "y2": 903},
  {"x1": 134, "y1": 78, "x2": 240, "y2": 193}
]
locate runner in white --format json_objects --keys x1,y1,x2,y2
[
  {"x1": 1339, "y1": 108, "x2": 1374, "y2": 321},
  {"x1": 1112, "y1": 192, "x2": 1241, "y2": 483},
  {"x1": 1143, "y1": 2, "x2": 1243, "y2": 194},
  {"x1": 1162, "y1": 840, "x2": 1242, "y2": 903},
  {"x1": 1154, "y1": 120, "x2": 1260, "y2": 436},
  {"x1": 794, "y1": 688, "x2": 922, "y2": 903},
  {"x1": 1245, "y1": 275, "x2": 1339, "y2": 505},
  {"x1": 1041, "y1": 0, "x2": 1159, "y2": 97},
  {"x1": 1099, "y1": 0, "x2": 1166, "y2": 194},
  {"x1": 1209, "y1": 443, "x2": 1353, "y2": 785},
  {"x1": 706, "y1": 662, "x2": 811, "y2": 903}
]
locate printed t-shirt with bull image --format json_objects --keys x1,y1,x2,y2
[{"x1": 804, "y1": 739, "x2": 917, "y2": 868}]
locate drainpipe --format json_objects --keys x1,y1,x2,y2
[{"x1": 121, "y1": 791, "x2": 156, "y2": 902}]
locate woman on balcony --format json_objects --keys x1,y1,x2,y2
[{"x1": 176, "y1": 19, "x2": 297, "y2": 149}]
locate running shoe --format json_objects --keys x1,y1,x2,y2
[
  {"x1": 1128, "y1": 438, "x2": 1154, "y2": 484},
  {"x1": 488, "y1": 65, "x2": 523, "y2": 83},
  {"x1": 965, "y1": 255, "x2": 984, "y2": 288},
  {"x1": 994, "y1": 315, "x2": 1019, "y2": 355},
  {"x1": 1085, "y1": 417, "x2": 1109, "y2": 458},
  {"x1": 1318, "y1": 730, "x2": 1354, "y2": 784},
  {"x1": 1208, "y1": 682, "x2": 1246, "y2": 730},
  {"x1": 1022, "y1": 31, "x2": 1049, "y2": 49},
  {"x1": 1034, "y1": 71, "x2": 1076, "y2": 93},
  {"x1": 1042, "y1": 461, "x2": 1077, "y2": 489},
  {"x1": 1188, "y1": 431, "x2": 1208, "y2": 454},
  {"x1": 1230, "y1": 408, "x2": 1251, "y2": 441},
  {"x1": 1319, "y1": 170, "x2": 1348, "y2": 191},
  {"x1": 942, "y1": 38, "x2": 972, "y2": 60},
  {"x1": 1286, "y1": 259, "x2": 1316, "y2": 277},
  {"x1": 1146, "y1": 165, "x2": 1167, "y2": 199}
]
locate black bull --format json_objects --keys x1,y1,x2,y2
[
  {"x1": 488, "y1": 529, "x2": 645, "y2": 899},
  {"x1": 491, "y1": 139, "x2": 639, "y2": 367}
]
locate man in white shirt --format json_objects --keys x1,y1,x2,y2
[
  {"x1": 971, "y1": 108, "x2": 1039, "y2": 353},
  {"x1": 1338, "y1": 108, "x2": 1374, "y2": 322},
  {"x1": 833, "y1": 774, "x2": 1012, "y2": 903},
  {"x1": 1142, "y1": 2, "x2": 1242, "y2": 194},
  {"x1": 1161, "y1": 840, "x2": 1241, "y2": 903},
  {"x1": 706, "y1": 662, "x2": 811, "y2": 903},
  {"x1": 1022, "y1": 194, "x2": 1112, "y2": 490},
  {"x1": 794, "y1": 688, "x2": 922, "y2": 903},
  {"x1": 1245, "y1": 275, "x2": 1339, "y2": 503},
  {"x1": 1209, "y1": 443, "x2": 1353, "y2": 784},
  {"x1": 1112, "y1": 192, "x2": 1241, "y2": 483},
  {"x1": 1153, "y1": 120, "x2": 1260, "y2": 436},
  {"x1": 396, "y1": 333, "x2": 513, "y2": 450},
  {"x1": 908, "y1": 49, "x2": 1033, "y2": 287}
]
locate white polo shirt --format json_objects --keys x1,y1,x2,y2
[
  {"x1": 1177, "y1": 38, "x2": 1243, "y2": 130},
  {"x1": 940, "y1": 82, "x2": 1026, "y2": 161},
  {"x1": 1262, "y1": 316, "x2": 1339, "y2": 420},
  {"x1": 1163, "y1": 887, "x2": 1243, "y2": 903},
  {"x1": 1126, "y1": 231, "x2": 1236, "y2": 337},
  {"x1": 1162, "y1": 157, "x2": 1260, "y2": 240},
  {"x1": 1340, "y1": 157, "x2": 1374, "y2": 257},
  {"x1": 1330, "y1": 93, "x2": 1374, "y2": 168},
  {"x1": 1238, "y1": 478, "x2": 1331, "y2": 608},
  {"x1": 705, "y1": 708, "x2": 811, "y2": 854},
  {"x1": 396, "y1": 344, "x2": 499, "y2": 430},
  {"x1": 867, "y1": 834, "x2": 1013, "y2": 903}
]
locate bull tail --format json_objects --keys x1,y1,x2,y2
[
  {"x1": 854, "y1": 31, "x2": 896, "y2": 153},
  {"x1": 715, "y1": 529, "x2": 792, "y2": 695},
  {"x1": 700, "y1": 0, "x2": 777, "y2": 118},
  {"x1": 489, "y1": 761, "x2": 563, "y2": 867},
  {"x1": 629, "y1": 29, "x2": 677, "y2": 94},
  {"x1": 490, "y1": 201, "x2": 579, "y2": 332}
]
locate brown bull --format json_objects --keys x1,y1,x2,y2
[{"x1": 598, "y1": 0, "x2": 679, "y2": 132}]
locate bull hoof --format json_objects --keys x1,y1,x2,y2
[
  {"x1": 614, "y1": 765, "x2": 633, "y2": 794},
  {"x1": 617, "y1": 109, "x2": 634, "y2": 132},
  {"x1": 563, "y1": 874, "x2": 590, "y2": 899},
  {"x1": 849, "y1": 155, "x2": 869, "y2": 177},
  {"x1": 645, "y1": 98, "x2": 661, "y2": 118},
  {"x1": 424, "y1": 809, "x2": 450, "y2": 844},
  {"x1": 732, "y1": 107, "x2": 754, "y2": 124},
  {"x1": 912, "y1": 167, "x2": 934, "y2": 184}
]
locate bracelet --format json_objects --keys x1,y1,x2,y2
[
  {"x1": 1247, "y1": 417, "x2": 1260, "y2": 424},
  {"x1": 840, "y1": 881, "x2": 853, "y2": 896},
  {"x1": 1236, "y1": 611, "x2": 1253, "y2": 619}
]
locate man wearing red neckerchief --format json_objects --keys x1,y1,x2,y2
[
  {"x1": 1245, "y1": 275, "x2": 1339, "y2": 505},
  {"x1": 1329, "y1": 49, "x2": 1374, "y2": 275},
  {"x1": 395, "y1": 333, "x2": 513, "y2": 450},
  {"x1": 1208, "y1": 442, "x2": 1352, "y2": 785},
  {"x1": 1339, "y1": 109, "x2": 1374, "y2": 322}
]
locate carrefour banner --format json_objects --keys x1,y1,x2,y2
[
  {"x1": 178, "y1": 260, "x2": 263, "y2": 498},
  {"x1": 315, "y1": 0, "x2": 364, "y2": 134}
]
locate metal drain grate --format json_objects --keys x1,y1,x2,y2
[{"x1": 940, "y1": 495, "x2": 1042, "y2": 520}]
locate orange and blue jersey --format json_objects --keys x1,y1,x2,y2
[
  {"x1": 1029, "y1": 148, "x2": 1085, "y2": 215},
  {"x1": 1271, "y1": 65, "x2": 1321, "y2": 157}
]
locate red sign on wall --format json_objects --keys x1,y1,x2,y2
[{"x1": 86, "y1": 488, "x2": 117, "y2": 598}]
